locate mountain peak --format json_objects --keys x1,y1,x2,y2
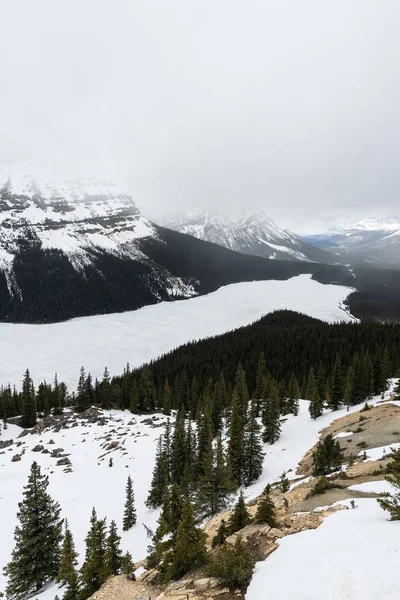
[{"x1": 157, "y1": 207, "x2": 337, "y2": 264}]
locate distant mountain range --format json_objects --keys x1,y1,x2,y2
[
  {"x1": 158, "y1": 208, "x2": 338, "y2": 264},
  {"x1": 0, "y1": 160, "x2": 351, "y2": 323},
  {"x1": 1, "y1": 160, "x2": 399, "y2": 323},
  {"x1": 302, "y1": 218, "x2": 400, "y2": 266}
]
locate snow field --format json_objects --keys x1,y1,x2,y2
[
  {"x1": 0, "y1": 410, "x2": 168, "y2": 600},
  {"x1": 246, "y1": 499, "x2": 400, "y2": 600}
]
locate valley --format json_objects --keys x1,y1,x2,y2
[{"x1": 0, "y1": 274, "x2": 353, "y2": 389}]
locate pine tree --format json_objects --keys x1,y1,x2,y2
[
  {"x1": 79, "y1": 510, "x2": 107, "y2": 599},
  {"x1": 129, "y1": 379, "x2": 139, "y2": 414},
  {"x1": 196, "y1": 433, "x2": 233, "y2": 518},
  {"x1": 234, "y1": 363, "x2": 249, "y2": 423},
  {"x1": 254, "y1": 352, "x2": 267, "y2": 416},
  {"x1": 312, "y1": 434, "x2": 344, "y2": 476},
  {"x1": 279, "y1": 471, "x2": 290, "y2": 493},
  {"x1": 123, "y1": 476, "x2": 136, "y2": 531},
  {"x1": 196, "y1": 401, "x2": 213, "y2": 480},
  {"x1": 305, "y1": 367, "x2": 316, "y2": 400},
  {"x1": 104, "y1": 520, "x2": 123, "y2": 577},
  {"x1": 75, "y1": 368, "x2": 91, "y2": 413},
  {"x1": 243, "y1": 400, "x2": 264, "y2": 486},
  {"x1": 261, "y1": 380, "x2": 281, "y2": 444},
  {"x1": 138, "y1": 365, "x2": 155, "y2": 411},
  {"x1": 343, "y1": 366, "x2": 353, "y2": 409},
  {"x1": 378, "y1": 447, "x2": 400, "y2": 519},
  {"x1": 309, "y1": 383, "x2": 323, "y2": 419},
  {"x1": 162, "y1": 378, "x2": 172, "y2": 415},
  {"x1": 228, "y1": 491, "x2": 251, "y2": 534},
  {"x1": 146, "y1": 436, "x2": 169, "y2": 509},
  {"x1": 20, "y1": 369, "x2": 36, "y2": 428},
  {"x1": 171, "y1": 410, "x2": 188, "y2": 484},
  {"x1": 227, "y1": 389, "x2": 245, "y2": 486},
  {"x1": 212, "y1": 518, "x2": 229, "y2": 548},
  {"x1": 166, "y1": 500, "x2": 207, "y2": 581},
  {"x1": 150, "y1": 484, "x2": 185, "y2": 573},
  {"x1": 57, "y1": 521, "x2": 80, "y2": 600},
  {"x1": 255, "y1": 495, "x2": 277, "y2": 526},
  {"x1": 122, "y1": 551, "x2": 135, "y2": 576},
  {"x1": 329, "y1": 356, "x2": 344, "y2": 410},
  {"x1": 3, "y1": 462, "x2": 63, "y2": 600},
  {"x1": 208, "y1": 537, "x2": 254, "y2": 591}
]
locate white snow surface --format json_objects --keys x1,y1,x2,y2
[
  {"x1": 0, "y1": 410, "x2": 169, "y2": 600},
  {"x1": 0, "y1": 275, "x2": 354, "y2": 390},
  {"x1": 334, "y1": 431, "x2": 354, "y2": 438},
  {"x1": 358, "y1": 442, "x2": 400, "y2": 462},
  {"x1": 246, "y1": 498, "x2": 400, "y2": 600},
  {"x1": 348, "y1": 481, "x2": 394, "y2": 495}
]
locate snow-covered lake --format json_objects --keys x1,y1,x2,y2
[{"x1": 0, "y1": 275, "x2": 354, "y2": 390}]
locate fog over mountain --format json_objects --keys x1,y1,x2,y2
[{"x1": 0, "y1": 1, "x2": 399, "y2": 232}]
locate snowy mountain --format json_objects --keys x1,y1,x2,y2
[
  {"x1": 0, "y1": 159, "x2": 194, "y2": 301},
  {"x1": 304, "y1": 217, "x2": 400, "y2": 266},
  {"x1": 0, "y1": 161, "x2": 344, "y2": 323},
  {"x1": 158, "y1": 208, "x2": 339, "y2": 264}
]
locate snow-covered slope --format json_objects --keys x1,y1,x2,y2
[
  {"x1": 0, "y1": 159, "x2": 155, "y2": 276},
  {"x1": 0, "y1": 275, "x2": 354, "y2": 390},
  {"x1": 246, "y1": 497, "x2": 400, "y2": 600},
  {"x1": 0, "y1": 409, "x2": 169, "y2": 600},
  {"x1": 304, "y1": 217, "x2": 400, "y2": 266},
  {"x1": 158, "y1": 208, "x2": 338, "y2": 264}
]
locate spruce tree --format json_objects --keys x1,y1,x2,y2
[
  {"x1": 378, "y1": 447, "x2": 400, "y2": 519},
  {"x1": 171, "y1": 410, "x2": 188, "y2": 484},
  {"x1": 312, "y1": 434, "x2": 344, "y2": 476},
  {"x1": 212, "y1": 518, "x2": 229, "y2": 548},
  {"x1": 309, "y1": 383, "x2": 323, "y2": 419},
  {"x1": 3, "y1": 462, "x2": 63, "y2": 600},
  {"x1": 329, "y1": 356, "x2": 344, "y2": 410},
  {"x1": 79, "y1": 510, "x2": 107, "y2": 599},
  {"x1": 20, "y1": 369, "x2": 36, "y2": 428},
  {"x1": 305, "y1": 367, "x2": 316, "y2": 401},
  {"x1": 105, "y1": 520, "x2": 123, "y2": 577},
  {"x1": 234, "y1": 363, "x2": 249, "y2": 423},
  {"x1": 166, "y1": 500, "x2": 207, "y2": 581},
  {"x1": 254, "y1": 352, "x2": 267, "y2": 416},
  {"x1": 122, "y1": 551, "x2": 135, "y2": 576},
  {"x1": 146, "y1": 436, "x2": 169, "y2": 509},
  {"x1": 162, "y1": 378, "x2": 172, "y2": 415},
  {"x1": 228, "y1": 491, "x2": 251, "y2": 534},
  {"x1": 197, "y1": 433, "x2": 233, "y2": 518},
  {"x1": 261, "y1": 381, "x2": 281, "y2": 444},
  {"x1": 243, "y1": 400, "x2": 264, "y2": 486},
  {"x1": 255, "y1": 495, "x2": 277, "y2": 526},
  {"x1": 129, "y1": 379, "x2": 139, "y2": 414},
  {"x1": 123, "y1": 475, "x2": 136, "y2": 531},
  {"x1": 208, "y1": 537, "x2": 254, "y2": 591},
  {"x1": 57, "y1": 521, "x2": 80, "y2": 600},
  {"x1": 227, "y1": 389, "x2": 245, "y2": 486},
  {"x1": 138, "y1": 365, "x2": 155, "y2": 411}
]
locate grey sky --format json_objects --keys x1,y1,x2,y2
[{"x1": 0, "y1": 1, "x2": 399, "y2": 232}]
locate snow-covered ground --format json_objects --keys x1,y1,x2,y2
[
  {"x1": 246, "y1": 499, "x2": 400, "y2": 600},
  {"x1": 1, "y1": 392, "x2": 398, "y2": 598},
  {"x1": 0, "y1": 275, "x2": 354, "y2": 390},
  {"x1": 358, "y1": 442, "x2": 400, "y2": 462},
  {"x1": 0, "y1": 410, "x2": 168, "y2": 600}
]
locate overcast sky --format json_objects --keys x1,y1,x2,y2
[{"x1": 0, "y1": 1, "x2": 399, "y2": 232}]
